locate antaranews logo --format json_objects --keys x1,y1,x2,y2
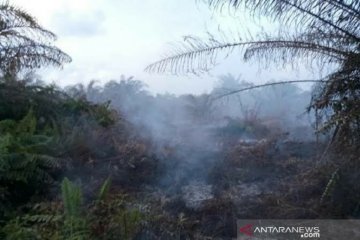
[
  {"x1": 254, "y1": 226, "x2": 320, "y2": 238},
  {"x1": 237, "y1": 219, "x2": 360, "y2": 240},
  {"x1": 239, "y1": 222, "x2": 320, "y2": 238}
]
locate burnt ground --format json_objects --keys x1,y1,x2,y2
[
  {"x1": 103, "y1": 137, "x2": 336, "y2": 239},
  {"x1": 61, "y1": 120, "x2": 357, "y2": 240}
]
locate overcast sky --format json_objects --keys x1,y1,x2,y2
[{"x1": 11, "y1": 0, "x2": 318, "y2": 94}]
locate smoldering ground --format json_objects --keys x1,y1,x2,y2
[{"x1": 67, "y1": 75, "x2": 320, "y2": 196}]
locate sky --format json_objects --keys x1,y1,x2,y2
[{"x1": 11, "y1": 0, "x2": 319, "y2": 94}]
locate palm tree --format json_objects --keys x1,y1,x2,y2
[
  {"x1": 146, "y1": 0, "x2": 360, "y2": 152},
  {"x1": 0, "y1": 2, "x2": 71, "y2": 76}
]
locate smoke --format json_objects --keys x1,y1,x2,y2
[{"x1": 66, "y1": 74, "x2": 316, "y2": 192}]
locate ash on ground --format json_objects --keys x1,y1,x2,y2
[{"x1": 182, "y1": 180, "x2": 214, "y2": 209}]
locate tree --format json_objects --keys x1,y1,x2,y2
[
  {"x1": 0, "y1": 2, "x2": 71, "y2": 76},
  {"x1": 146, "y1": 0, "x2": 360, "y2": 153}
]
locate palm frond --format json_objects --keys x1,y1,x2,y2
[
  {"x1": 146, "y1": 32, "x2": 349, "y2": 74},
  {"x1": 0, "y1": 2, "x2": 71, "y2": 74},
  {"x1": 212, "y1": 79, "x2": 326, "y2": 100},
  {"x1": 207, "y1": 0, "x2": 360, "y2": 41},
  {"x1": 146, "y1": 35, "x2": 255, "y2": 74},
  {"x1": 0, "y1": 2, "x2": 56, "y2": 39}
]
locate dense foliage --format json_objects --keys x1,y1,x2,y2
[{"x1": 0, "y1": 76, "x2": 117, "y2": 219}]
